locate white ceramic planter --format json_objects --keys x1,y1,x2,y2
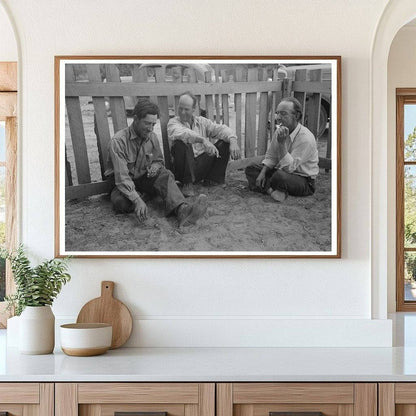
[{"x1": 19, "y1": 305, "x2": 55, "y2": 354}]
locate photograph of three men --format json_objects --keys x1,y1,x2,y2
[{"x1": 56, "y1": 57, "x2": 340, "y2": 257}]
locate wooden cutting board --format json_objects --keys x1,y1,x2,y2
[{"x1": 76, "y1": 281, "x2": 133, "y2": 349}]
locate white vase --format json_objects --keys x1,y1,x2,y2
[{"x1": 19, "y1": 305, "x2": 55, "y2": 354}]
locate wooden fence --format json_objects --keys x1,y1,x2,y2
[{"x1": 64, "y1": 63, "x2": 331, "y2": 200}]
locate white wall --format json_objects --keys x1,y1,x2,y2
[
  {"x1": 0, "y1": 0, "x2": 395, "y2": 346},
  {"x1": 0, "y1": 3, "x2": 17, "y2": 61},
  {"x1": 387, "y1": 25, "x2": 416, "y2": 312}
]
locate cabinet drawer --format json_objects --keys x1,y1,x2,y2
[
  {"x1": 0, "y1": 383, "x2": 39, "y2": 403},
  {"x1": 56, "y1": 383, "x2": 215, "y2": 416},
  {"x1": 217, "y1": 383, "x2": 376, "y2": 416}
]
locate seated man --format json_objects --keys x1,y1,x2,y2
[
  {"x1": 105, "y1": 98, "x2": 207, "y2": 226},
  {"x1": 167, "y1": 92, "x2": 241, "y2": 197},
  {"x1": 245, "y1": 97, "x2": 319, "y2": 202}
]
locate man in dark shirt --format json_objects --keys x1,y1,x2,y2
[{"x1": 105, "y1": 98, "x2": 207, "y2": 226}]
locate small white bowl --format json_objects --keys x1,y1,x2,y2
[{"x1": 60, "y1": 323, "x2": 112, "y2": 356}]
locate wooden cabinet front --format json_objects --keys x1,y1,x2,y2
[
  {"x1": 379, "y1": 383, "x2": 416, "y2": 416},
  {"x1": 217, "y1": 383, "x2": 377, "y2": 416},
  {"x1": 55, "y1": 383, "x2": 215, "y2": 416},
  {"x1": 0, "y1": 383, "x2": 53, "y2": 416}
]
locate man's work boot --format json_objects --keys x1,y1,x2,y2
[
  {"x1": 268, "y1": 187, "x2": 287, "y2": 202},
  {"x1": 182, "y1": 183, "x2": 196, "y2": 197},
  {"x1": 176, "y1": 202, "x2": 193, "y2": 227},
  {"x1": 176, "y1": 195, "x2": 208, "y2": 227},
  {"x1": 186, "y1": 194, "x2": 208, "y2": 224}
]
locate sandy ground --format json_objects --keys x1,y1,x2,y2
[
  {"x1": 64, "y1": 98, "x2": 332, "y2": 253},
  {"x1": 65, "y1": 168, "x2": 331, "y2": 253}
]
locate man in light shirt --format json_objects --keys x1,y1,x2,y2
[
  {"x1": 167, "y1": 92, "x2": 241, "y2": 197},
  {"x1": 105, "y1": 98, "x2": 207, "y2": 227},
  {"x1": 245, "y1": 97, "x2": 319, "y2": 202}
]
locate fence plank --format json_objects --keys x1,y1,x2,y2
[
  {"x1": 65, "y1": 64, "x2": 91, "y2": 184},
  {"x1": 234, "y1": 67, "x2": 244, "y2": 150},
  {"x1": 204, "y1": 72, "x2": 215, "y2": 121},
  {"x1": 66, "y1": 180, "x2": 114, "y2": 201},
  {"x1": 87, "y1": 64, "x2": 111, "y2": 180},
  {"x1": 325, "y1": 110, "x2": 332, "y2": 172},
  {"x1": 214, "y1": 65, "x2": 221, "y2": 123},
  {"x1": 220, "y1": 70, "x2": 230, "y2": 126},
  {"x1": 149, "y1": 72, "x2": 159, "y2": 105},
  {"x1": 326, "y1": 117, "x2": 332, "y2": 159},
  {"x1": 306, "y1": 69, "x2": 322, "y2": 138},
  {"x1": 66, "y1": 80, "x2": 283, "y2": 97},
  {"x1": 245, "y1": 68, "x2": 258, "y2": 157},
  {"x1": 188, "y1": 69, "x2": 196, "y2": 83},
  {"x1": 282, "y1": 78, "x2": 292, "y2": 98},
  {"x1": 155, "y1": 67, "x2": 172, "y2": 169},
  {"x1": 105, "y1": 64, "x2": 127, "y2": 134},
  {"x1": 172, "y1": 66, "x2": 183, "y2": 115},
  {"x1": 292, "y1": 80, "x2": 330, "y2": 94},
  {"x1": 188, "y1": 69, "x2": 201, "y2": 116},
  {"x1": 294, "y1": 69, "x2": 307, "y2": 124},
  {"x1": 257, "y1": 68, "x2": 269, "y2": 155},
  {"x1": 270, "y1": 68, "x2": 282, "y2": 139},
  {"x1": 132, "y1": 65, "x2": 149, "y2": 104}
]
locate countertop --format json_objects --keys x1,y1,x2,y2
[
  {"x1": 2, "y1": 313, "x2": 416, "y2": 382},
  {"x1": 2, "y1": 330, "x2": 416, "y2": 382}
]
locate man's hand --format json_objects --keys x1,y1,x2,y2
[
  {"x1": 256, "y1": 168, "x2": 268, "y2": 190},
  {"x1": 275, "y1": 124, "x2": 290, "y2": 144},
  {"x1": 147, "y1": 162, "x2": 162, "y2": 178},
  {"x1": 204, "y1": 139, "x2": 220, "y2": 158},
  {"x1": 230, "y1": 142, "x2": 241, "y2": 160},
  {"x1": 134, "y1": 197, "x2": 148, "y2": 222}
]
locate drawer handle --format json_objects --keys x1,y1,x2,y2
[
  {"x1": 115, "y1": 412, "x2": 167, "y2": 416},
  {"x1": 270, "y1": 413, "x2": 324, "y2": 416}
]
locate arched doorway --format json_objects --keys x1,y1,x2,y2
[
  {"x1": 371, "y1": 0, "x2": 416, "y2": 319},
  {"x1": 387, "y1": 20, "x2": 416, "y2": 312}
]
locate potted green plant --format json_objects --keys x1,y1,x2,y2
[{"x1": 2, "y1": 245, "x2": 71, "y2": 354}]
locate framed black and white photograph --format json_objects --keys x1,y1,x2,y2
[{"x1": 55, "y1": 56, "x2": 341, "y2": 258}]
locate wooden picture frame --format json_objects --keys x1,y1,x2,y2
[{"x1": 55, "y1": 56, "x2": 341, "y2": 258}]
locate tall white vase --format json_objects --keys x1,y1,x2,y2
[{"x1": 19, "y1": 306, "x2": 55, "y2": 354}]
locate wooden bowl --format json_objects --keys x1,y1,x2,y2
[{"x1": 60, "y1": 323, "x2": 112, "y2": 356}]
